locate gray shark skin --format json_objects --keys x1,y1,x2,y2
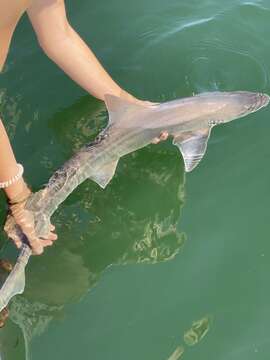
[{"x1": 0, "y1": 90, "x2": 269, "y2": 311}]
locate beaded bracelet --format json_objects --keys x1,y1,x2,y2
[{"x1": 0, "y1": 164, "x2": 24, "y2": 189}]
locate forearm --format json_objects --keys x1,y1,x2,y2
[
  {"x1": 41, "y1": 26, "x2": 122, "y2": 101},
  {"x1": 0, "y1": 119, "x2": 27, "y2": 199},
  {"x1": 27, "y1": 0, "x2": 131, "y2": 102},
  {"x1": 0, "y1": 120, "x2": 57, "y2": 253}
]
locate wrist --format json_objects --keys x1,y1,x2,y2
[
  {"x1": 119, "y1": 89, "x2": 141, "y2": 103},
  {"x1": 119, "y1": 89, "x2": 132, "y2": 100},
  {"x1": 4, "y1": 179, "x2": 31, "y2": 203}
]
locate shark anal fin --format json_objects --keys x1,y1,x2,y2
[
  {"x1": 173, "y1": 128, "x2": 212, "y2": 172},
  {"x1": 89, "y1": 159, "x2": 119, "y2": 189}
]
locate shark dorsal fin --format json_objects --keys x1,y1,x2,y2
[
  {"x1": 173, "y1": 128, "x2": 212, "y2": 172},
  {"x1": 89, "y1": 159, "x2": 119, "y2": 189},
  {"x1": 104, "y1": 94, "x2": 146, "y2": 124}
]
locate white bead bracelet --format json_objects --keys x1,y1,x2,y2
[{"x1": 0, "y1": 164, "x2": 24, "y2": 189}]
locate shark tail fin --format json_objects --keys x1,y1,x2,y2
[{"x1": 173, "y1": 127, "x2": 212, "y2": 172}]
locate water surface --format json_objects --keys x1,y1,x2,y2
[{"x1": 1, "y1": 0, "x2": 270, "y2": 359}]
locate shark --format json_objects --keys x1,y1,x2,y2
[{"x1": 0, "y1": 90, "x2": 269, "y2": 311}]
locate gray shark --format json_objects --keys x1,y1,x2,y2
[{"x1": 0, "y1": 90, "x2": 269, "y2": 311}]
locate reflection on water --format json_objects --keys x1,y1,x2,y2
[
  {"x1": 165, "y1": 316, "x2": 211, "y2": 359},
  {"x1": 0, "y1": 89, "x2": 23, "y2": 142},
  {"x1": 0, "y1": 319, "x2": 26, "y2": 359},
  {"x1": 2, "y1": 98, "x2": 186, "y2": 358},
  {"x1": 184, "y1": 316, "x2": 211, "y2": 346},
  {"x1": 1, "y1": 0, "x2": 270, "y2": 358},
  {"x1": 167, "y1": 346, "x2": 184, "y2": 360}
]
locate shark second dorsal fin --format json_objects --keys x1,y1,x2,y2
[
  {"x1": 104, "y1": 94, "x2": 146, "y2": 125},
  {"x1": 173, "y1": 128, "x2": 212, "y2": 172},
  {"x1": 89, "y1": 159, "x2": 119, "y2": 189}
]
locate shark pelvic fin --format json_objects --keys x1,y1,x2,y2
[
  {"x1": 104, "y1": 94, "x2": 146, "y2": 124},
  {"x1": 89, "y1": 159, "x2": 119, "y2": 189},
  {"x1": 173, "y1": 127, "x2": 212, "y2": 172}
]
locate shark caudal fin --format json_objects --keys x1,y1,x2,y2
[{"x1": 173, "y1": 128, "x2": 212, "y2": 172}]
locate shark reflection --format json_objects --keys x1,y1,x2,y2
[{"x1": 2, "y1": 111, "x2": 186, "y2": 358}]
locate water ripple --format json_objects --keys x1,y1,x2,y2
[{"x1": 154, "y1": 16, "x2": 215, "y2": 44}]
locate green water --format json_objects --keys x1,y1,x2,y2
[{"x1": 1, "y1": 0, "x2": 270, "y2": 358}]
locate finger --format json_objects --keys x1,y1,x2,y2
[
  {"x1": 151, "y1": 137, "x2": 160, "y2": 144},
  {"x1": 50, "y1": 224, "x2": 55, "y2": 231},
  {"x1": 151, "y1": 131, "x2": 169, "y2": 144},
  {"x1": 40, "y1": 232, "x2": 57, "y2": 242},
  {"x1": 32, "y1": 248, "x2": 44, "y2": 256},
  {"x1": 1, "y1": 308, "x2": 9, "y2": 321},
  {"x1": 48, "y1": 232, "x2": 58, "y2": 241},
  {"x1": 28, "y1": 238, "x2": 44, "y2": 255},
  {"x1": 13, "y1": 238, "x2": 22, "y2": 249},
  {"x1": 9, "y1": 234, "x2": 22, "y2": 249},
  {"x1": 159, "y1": 131, "x2": 169, "y2": 140},
  {"x1": 40, "y1": 239, "x2": 53, "y2": 247}
]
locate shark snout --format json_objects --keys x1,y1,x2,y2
[
  {"x1": 244, "y1": 92, "x2": 270, "y2": 113},
  {"x1": 254, "y1": 93, "x2": 269, "y2": 109}
]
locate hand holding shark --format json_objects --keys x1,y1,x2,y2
[{"x1": 1, "y1": 90, "x2": 269, "y2": 311}]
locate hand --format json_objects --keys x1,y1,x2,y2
[
  {"x1": 4, "y1": 185, "x2": 57, "y2": 255},
  {"x1": 151, "y1": 131, "x2": 169, "y2": 144},
  {"x1": 120, "y1": 90, "x2": 169, "y2": 144}
]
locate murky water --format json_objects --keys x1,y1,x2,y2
[{"x1": 1, "y1": 0, "x2": 270, "y2": 358}]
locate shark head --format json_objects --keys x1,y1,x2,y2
[
  {"x1": 102, "y1": 91, "x2": 270, "y2": 177},
  {"x1": 198, "y1": 91, "x2": 270, "y2": 126},
  {"x1": 236, "y1": 91, "x2": 270, "y2": 112},
  {"x1": 173, "y1": 91, "x2": 269, "y2": 172}
]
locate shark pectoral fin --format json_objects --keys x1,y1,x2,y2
[
  {"x1": 173, "y1": 128, "x2": 212, "y2": 172},
  {"x1": 89, "y1": 159, "x2": 119, "y2": 189}
]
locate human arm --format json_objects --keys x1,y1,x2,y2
[
  {"x1": 27, "y1": 0, "x2": 168, "y2": 141},
  {"x1": 0, "y1": 2, "x2": 57, "y2": 254},
  {"x1": 27, "y1": 0, "x2": 132, "y2": 102},
  {"x1": 0, "y1": 120, "x2": 26, "y2": 200},
  {"x1": 0, "y1": 119, "x2": 57, "y2": 254}
]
